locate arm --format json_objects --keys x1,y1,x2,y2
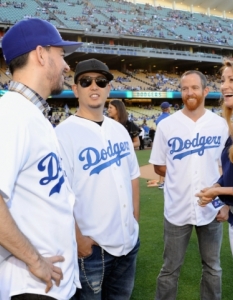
[
  {"x1": 75, "y1": 222, "x2": 98, "y2": 258},
  {"x1": 132, "y1": 136, "x2": 140, "y2": 149},
  {"x1": 132, "y1": 177, "x2": 140, "y2": 221},
  {"x1": 198, "y1": 187, "x2": 233, "y2": 206},
  {"x1": 0, "y1": 195, "x2": 64, "y2": 293},
  {"x1": 206, "y1": 178, "x2": 230, "y2": 222},
  {"x1": 196, "y1": 185, "x2": 233, "y2": 207},
  {"x1": 154, "y1": 165, "x2": 166, "y2": 177},
  {"x1": 215, "y1": 186, "x2": 233, "y2": 196}
]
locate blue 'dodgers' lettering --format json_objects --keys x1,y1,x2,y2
[
  {"x1": 38, "y1": 152, "x2": 64, "y2": 196},
  {"x1": 79, "y1": 140, "x2": 130, "y2": 175},
  {"x1": 168, "y1": 133, "x2": 221, "y2": 160}
]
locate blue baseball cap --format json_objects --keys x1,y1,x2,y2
[
  {"x1": 2, "y1": 18, "x2": 82, "y2": 65},
  {"x1": 160, "y1": 102, "x2": 171, "y2": 109}
]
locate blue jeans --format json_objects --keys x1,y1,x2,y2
[
  {"x1": 72, "y1": 239, "x2": 140, "y2": 300},
  {"x1": 155, "y1": 218, "x2": 222, "y2": 300}
]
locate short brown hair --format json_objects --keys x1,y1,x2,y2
[{"x1": 180, "y1": 70, "x2": 207, "y2": 89}]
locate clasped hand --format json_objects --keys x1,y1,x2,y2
[{"x1": 195, "y1": 187, "x2": 218, "y2": 207}]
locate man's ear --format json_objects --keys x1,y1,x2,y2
[
  {"x1": 72, "y1": 84, "x2": 79, "y2": 98},
  {"x1": 107, "y1": 84, "x2": 111, "y2": 95},
  {"x1": 204, "y1": 86, "x2": 210, "y2": 97},
  {"x1": 35, "y1": 45, "x2": 46, "y2": 66}
]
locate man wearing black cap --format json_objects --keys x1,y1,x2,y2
[
  {"x1": 55, "y1": 58, "x2": 140, "y2": 300},
  {"x1": 0, "y1": 18, "x2": 82, "y2": 299}
]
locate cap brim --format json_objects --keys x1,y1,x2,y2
[
  {"x1": 74, "y1": 69, "x2": 113, "y2": 83},
  {"x1": 57, "y1": 42, "x2": 82, "y2": 55}
]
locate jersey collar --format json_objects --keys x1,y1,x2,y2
[{"x1": 8, "y1": 81, "x2": 50, "y2": 116}]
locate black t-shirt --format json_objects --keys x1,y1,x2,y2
[{"x1": 125, "y1": 120, "x2": 141, "y2": 140}]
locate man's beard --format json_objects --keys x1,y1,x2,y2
[
  {"x1": 183, "y1": 95, "x2": 203, "y2": 110},
  {"x1": 51, "y1": 86, "x2": 63, "y2": 95},
  {"x1": 88, "y1": 104, "x2": 103, "y2": 109}
]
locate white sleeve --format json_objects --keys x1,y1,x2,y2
[
  {"x1": 0, "y1": 115, "x2": 29, "y2": 201},
  {"x1": 55, "y1": 126, "x2": 74, "y2": 187},
  {"x1": 129, "y1": 142, "x2": 140, "y2": 180},
  {"x1": 149, "y1": 124, "x2": 167, "y2": 166},
  {"x1": 116, "y1": 123, "x2": 140, "y2": 180}
]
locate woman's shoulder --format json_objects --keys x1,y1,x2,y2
[{"x1": 126, "y1": 120, "x2": 140, "y2": 130}]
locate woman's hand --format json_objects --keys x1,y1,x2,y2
[{"x1": 195, "y1": 187, "x2": 219, "y2": 207}]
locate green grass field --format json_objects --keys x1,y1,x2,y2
[{"x1": 131, "y1": 149, "x2": 233, "y2": 300}]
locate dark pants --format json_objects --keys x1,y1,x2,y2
[
  {"x1": 73, "y1": 239, "x2": 140, "y2": 300},
  {"x1": 11, "y1": 294, "x2": 57, "y2": 300},
  {"x1": 139, "y1": 136, "x2": 144, "y2": 150}
]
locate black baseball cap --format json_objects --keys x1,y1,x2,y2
[{"x1": 74, "y1": 58, "x2": 114, "y2": 83}]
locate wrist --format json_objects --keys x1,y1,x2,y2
[
  {"x1": 77, "y1": 233, "x2": 90, "y2": 244},
  {"x1": 213, "y1": 183, "x2": 221, "y2": 188},
  {"x1": 25, "y1": 249, "x2": 41, "y2": 268},
  {"x1": 214, "y1": 187, "x2": 221, "y2": 197}
]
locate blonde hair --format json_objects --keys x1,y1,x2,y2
[{"x1": 220, "y1": 59, "x2": 233, "y2": 162}]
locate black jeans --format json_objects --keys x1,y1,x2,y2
[
  {"x1": 11, "y1": 294, "x2": 57, "y2": 300},
  {"x1": 139, "y1": 136, "x2": 144, "y2": 150}
]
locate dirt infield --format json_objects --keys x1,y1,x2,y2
[{"x1": 140, "y1": 164, "x2": 159, "y2": 180}]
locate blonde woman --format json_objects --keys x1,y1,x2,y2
[{"x1": 197, "y1": 60, "x2": 233, "y2": 254}]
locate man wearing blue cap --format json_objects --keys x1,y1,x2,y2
[
  {"x1": 155, "y1": 102, "x2": 171, "y2": 126},
  {"x1": 0, "y1": 18, "x2": 82, "y2": 300}
]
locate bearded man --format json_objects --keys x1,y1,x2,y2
[{"x1": 149, "y1": 70, "x2": 229, "y2": 300}]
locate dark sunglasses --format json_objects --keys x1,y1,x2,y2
[{"x1": 77, "y1": 76, "x2": 109, "y2": 88}]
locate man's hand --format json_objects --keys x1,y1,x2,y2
[
  {"x1": 77, "y1": 235, "x2": 97, "y2": 258},
  {"x1": 75, "y1": 222, "x2": 98, "y2": 258},
  {"x1": 0, "y1": 195, "x2": 65, "y2": 293},
  {"x1": 216, "y1": 205, "x2": 230, "y2": 223},
  {"x1": 27, "y1": 255, "x2": 64, "y2": 293}
]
